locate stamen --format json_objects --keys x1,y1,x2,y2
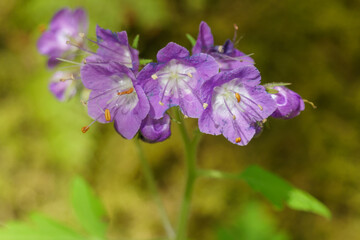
[
  {"x1": 184, "y1": 115, "x2": 189, "y2": 119},
  {"x1": 233, "y1": 115, "x2": 236, "y2": 120},
  {"x1": 117, "y1": 87, "x2": 134, "y2": 96},
  {"x1": 81, "y1": 126, "x2": 90, "y2": 133},
  {"x1": 187, "y1": 72, "x2": 193, "y2": 78},
  {"x1": 262, "y1": 118, "x2": 267, "y2": 123},
  {"x1": 59, "y1": 74, "x2": 74, "y2": 82},
  {"x1": 151, "y1": 74, "x2": 158, "y2": 80},
  {"x1": 303, "y1": 99, "x2": 317, "y2": 109},
  {"x1": 235, "y1": 137, "x2": 241, "y2": 143},
  {"x1": 203, "y1": 103, "x2": 208, "y2": 109},
  {"x1": 257, "y1": 104, "x2": 263, "y2": 111},
  {"x1": 105, "y1": 109, "x2": 111, "y2": 121},
  {"x1": 235, "y1": 92, "x2": 241, "y2": 103},
  {"x1": 159, "y1": 101, "x2": 164, "y2": 106},
  {"x1": 78, "y1": 32, "x2": 85, "y2": 38},
  {"x1": 56, "y1": 58, "x2": 83, "y2": 66}
]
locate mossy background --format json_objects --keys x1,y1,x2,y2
[{"x1": 1, "y1": 0, "x2": 360, "y2": 239}]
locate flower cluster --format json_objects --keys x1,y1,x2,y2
[{"x1": 38, "y1": 8, "x2": 306, "y2": 145}]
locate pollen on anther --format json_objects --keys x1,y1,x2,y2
[
  {"x1": 151, "y1": 74, "x2": 158, "y2": 80},
  {"x1": 118, "y1": 87, "x2": 134, "y2": 96},
  {"x1": 235, "y1": 93, "x2": 241, "y2": 103},
  {"x1": 235, "y1": 137, "x2": 241, "y2": 143},
  {"x1": 105, "y1": 109, "x2": 111, "y2": 121},
  {"x1": 203, "y1": 103, "x2": 208, "y2": 109},
  {"x1": 232, "y1": 115, "x2": 236, "y2": 120},
  {"x1": 159, "y1": 101, "x2": 164, "y2": 106},
  {"x1": 81, "y1": 126, "x2": 90, "y2": 133},
  {"x1": 187, "y1": 72, "x2": 193, "y2": 78},
  {"x1": 258, "y1": 104, "x2": 263, "y2": 111}
]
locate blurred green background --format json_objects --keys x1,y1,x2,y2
[{"x1": 1, "y1": 0, "x2": 360, "y2": 239}]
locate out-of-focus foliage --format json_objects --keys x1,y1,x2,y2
[
  {"x1": 0, "y1": 177, "x2": 107, "y2": 240},
  {"x1": 1, "y1": 0, "x2": 360, "y2": 240},
  {"x1": 217, "y1": 202, "x2": 289, "y2": 240}
]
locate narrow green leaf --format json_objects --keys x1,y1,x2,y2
[
  {"x1": 139, "y1": 58, "x2": 153, "y2": 65},
  {"x1": 287, "y1": 189, "x2": 331, "y2": 219},
  {"x1": 0, "y1": 214, "x2": 85, "y2": 240},
  {"x1": 71, "y1": 177, "x2": 107, "y2": 238},
  {"x1": 264, "y1": 82, "x2": 292, "y2": 87},
  {"x1": 132, "y1": 34, "x2": 140, "y2": 49},
  {"x1": 240, "y1": 165, "x2": 331, "y2": 219},
  {"x1": 186, "y1": 33, "x2": 196, "y2": 47}
]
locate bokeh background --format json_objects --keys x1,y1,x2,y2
[{"x1": 1, "y1": 0, "x2": 360, "y2": 239}]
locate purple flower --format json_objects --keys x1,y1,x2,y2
[
  {"x1": 37, "y1": 8, "x2": 88, "y2": 67},
  {"x1": 199, "y1": 66, "x2": 277, "y2": 145},
  {"x1": 270, "y1": 86, "x2": 305, "y2": 119},
  {"x1": 193, "y1": 21, "x2": 254, "y2": 71},
  {"x1": 80, "y1": 61, "x2": 150, "y2": 138},
  {"x1": 48, "y1": 71, "x2": 77, "y2": 101},
  {"x1": 140, "y1": 114, "x2": 171, "y2": 143},
  {"x1": 85, "y1": 26, "x2": 139, "y2": 72},
  {"x1": 137, "y1": 42, "x2": 219, "y2": 119}
]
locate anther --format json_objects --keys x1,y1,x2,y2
[
  {"x1": 184, "y1": 115, "x2": 189, "y2": 119},
  {"x1": 78, "y1": 32, "x2": 85, "y2": 38},
  {"x1": 187, "y1": 72, "x2": 193, "y2": 78},
  {"x1": 235, "y1": 137, "x2": 241, "y2": 143},
  {"x1": 258, "y1": 104, "x2": 263, "y2": 111},
  {"x1": 151, "y1": 74, "x2": 158, "y2": 80},
  {"x1": 39, "y1": 24, "x2": 46, "y2": 33},
  {"x1": 203, "y1": 103, "x2": 208, "y2": 109},
  {"x1": 233, "y1": 115, "x2": 236, "y2": 120},
  {"x1": 117, "y1": 87, "x2": 134, "y2": 96},
  {"x1": 105, "y1": 109, "x2": 111, "y2": 121},
  {"x1": 235, "y1": 93, "x2": 241, "y2": 103},
  {"x1": 83, "y1": 59, "x2": 87, "y2": 64},
  {"x1": 81, "y1": 126, "x2": 90, "y2": 133},
  {"x1": 159, "y1": 101, "x2": 164, "y2": 106},
  {"x1": 218, "y1": 45, "x2": 224, "y2": 53},
  {"x1": 262, "y1": 118, "x2": 267, "y2": 124},
  {"x1": 233, "y1": 24, "x2": 239, "y2": 31}
]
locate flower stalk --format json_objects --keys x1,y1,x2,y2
[
  {"x1": 175, "y1": 109, "x2": 201, "y2": 240},
  {"x1": 134, "y1": 137, "x2": 175, "y2": 239}
]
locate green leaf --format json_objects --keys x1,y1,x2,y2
[
  {"x1": 240, "y1": 165, "x2": 331, "y2": 219},
  {"x1": 71, "y1": 177, "x2": 107, "y2": 239},
  {"x1": 241, "y1": 165, "x2": 293, "y2": 209},
  {"x1": 139, "y1": 58, "x2": 153, "y2": 65},
  {"x1": 0, "y1": 214, "x2": 85, "y2": 240},
  {"x1": 287, "y1": 189, "x2": 331, "y2": 219},
  {"x1": 132, "y1": 34, "x2": 140, "y2": 49},
  {"x1": 186, "y1": 33, "x2": 196, "y2": 47},
  {"x1": 264, "y1": 82, "x2": 292, "y2": 87}
]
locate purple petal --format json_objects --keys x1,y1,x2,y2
[
  {"x1": 193, "y1": 21, "x2": 214, "y2": 54},
  {"x1": 156, "y1": 42, "x2": 189, "y2": 63},
  {"x1": 94, "y1": 26, "x2": 139, "y2": 71}
]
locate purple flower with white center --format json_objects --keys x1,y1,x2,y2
[
  {"x1": 48, "y1": 71, "x2": 77, "y2": 101},
  {"x1": 140, "y1": 114, "x2": 171, "y2": 143},
  {"x1": 37, "y1": 8, "x2": 88, "y2": 67},
  {"x1": 85, "y1": 26, "x2": 139, "y2": 72},
  {"x1": 137, "y1": 42, "x2": 219, "y2": 119},
  {"x1": 270, "y1": 86, "x2": 305, "y2": 119},
  {"x1": 199, "y1": 66, "x2": 277, "y2": 145},
  {"x1": 193, "y1": 21, "x2": 254, "y2": 71},
  {"x1": 80, "y1": 61, "x2": 149, "y2": 138}
]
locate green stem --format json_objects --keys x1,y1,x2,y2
[
  {"x1": 134, "y1": 138, "x2": 175, "y2": 240},
  {"x1": 175, "y1": 110, "x2": 201, "y2": 240}
]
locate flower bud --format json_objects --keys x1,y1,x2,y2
[
  {"x1": 140, "y1": 114, "x2": 171, "y2": 143},
  {"x1": 271, "y1": 86, "x2": 305, "y2": 119}
]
